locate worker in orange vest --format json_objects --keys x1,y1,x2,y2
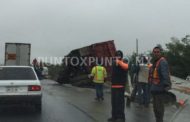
[
  {"x1": 108, "y1": 50, "x2": 129, "y2": 122},
  {"x1": 149, "y1": 46, "x2": 171, "y2": 122}
]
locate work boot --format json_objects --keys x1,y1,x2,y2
[
  {"x1": 115, "y1": 118, "x2": 125, "y2": 122},
  {"x1": 156, "y1": 118, "x2": 163, "y2": 122},
  {"x1": 107, "y1": 117, "x2": 116, "y2": 122},
  {"x1": 95, "y1": 97, "x2": 101, "y2": 102},
  {"x1": 95, "y1": 97, "x2": 99, "y2": 100}
]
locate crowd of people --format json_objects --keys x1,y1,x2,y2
[{"x1": 89, "y1": 46, "x2": 173, "y2": 122}]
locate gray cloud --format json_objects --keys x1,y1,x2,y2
[{"x1": 1, "y1": 0, "x2": 190, "y2": 64}]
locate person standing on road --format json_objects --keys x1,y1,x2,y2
[
  {"x1": 90, "y1": 59, "x2": 107, "y2": 101},
  {"x1": 108, "y1": 50, "x2": 129, "y2": 122},
  {"x1": 149, "y1": 46, "x2": 171, "y2": 122},
  {"x1": 137, "y1": 56, "x2": 151, "y2": 107},
  {"x1": 130, "y1": 62, "x2": 140, "y2": 102}
]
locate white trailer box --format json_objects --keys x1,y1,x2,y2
[{"x1": 4, "y1": 43, "x2": 31, "y2": 66}]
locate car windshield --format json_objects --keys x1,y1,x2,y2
[{"x1": 0, "y1": 67, "x2": 37, "y2": 80}]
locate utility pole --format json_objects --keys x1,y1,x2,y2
[
  {"x1": 135, "y1": 38, "x2": 139, "y2": 64},
  {"x1": 136, "y1": 38, "x2": 138, "y2": 55}
]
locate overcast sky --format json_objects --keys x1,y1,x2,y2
[{"x1": 0, "y1": 0, "x2": 190, "y2": 64}]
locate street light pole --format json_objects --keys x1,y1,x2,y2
[{"x1": 136, "y1": 38, "x2": 138, "y2": 55}]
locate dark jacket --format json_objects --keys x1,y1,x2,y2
[
  {"x1": 150, "y1": 58, "x2": 171, "y2": 92},
  {"x1": 111, "y1": 60, "x2": 128, "y2": 85}
]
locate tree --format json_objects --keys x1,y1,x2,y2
[{"x1": 165, "y1": 35, "x2": 190, "y2": 78}]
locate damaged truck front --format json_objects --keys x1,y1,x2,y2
[{"x1": 56, "y1": 40, "x2": 116, "y2": 87}]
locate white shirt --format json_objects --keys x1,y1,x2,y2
[{"x1": 138, "y1": 64, "x2": 149, "y2": 83}]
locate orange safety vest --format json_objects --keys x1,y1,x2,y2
[
  {"x1": 152, "y1": 57, "x2": 165, "y2": 85},
  {"x1": 148, "y1": 64, "x2": 153, "y2": 83}
]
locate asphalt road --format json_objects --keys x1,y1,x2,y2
[{"x1": 0, "y1": 79, "x2": 189, "y2": 122}]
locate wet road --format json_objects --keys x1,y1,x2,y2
[{"x1": 0, "y1": 79, "x2": 189, "y2": 122}]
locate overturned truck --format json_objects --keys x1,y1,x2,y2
[{"x1": 56, "y1": 40, "x2": 116, "y2": 87}]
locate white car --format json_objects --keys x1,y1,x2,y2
[{"x1": 0, "y1": 66, "x2": 42, "y2": 112}]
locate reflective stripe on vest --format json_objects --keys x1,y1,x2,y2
[
  {"x1": 148, "y1": 64, "x2": 153, "y2": 83},
  {"x1": 148, "y1": 66, "x2": 153, "y2": 83},
  {"x1": 111, "y1": 85, "x2": 124, "y2": 88},
  {"x1": 152, "y1": 57, "x2": 165, "y2": 85},
  {"x1": 94, "y1": 66, "x2": 104, "y2": 82}
]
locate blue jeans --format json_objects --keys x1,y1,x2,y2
[
  {"x1": 95, "y1": 83, "x2": 104, "y2": 99},
  {"x1": 138, "y1": 82, "x2": 150, "y2": 106}
]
